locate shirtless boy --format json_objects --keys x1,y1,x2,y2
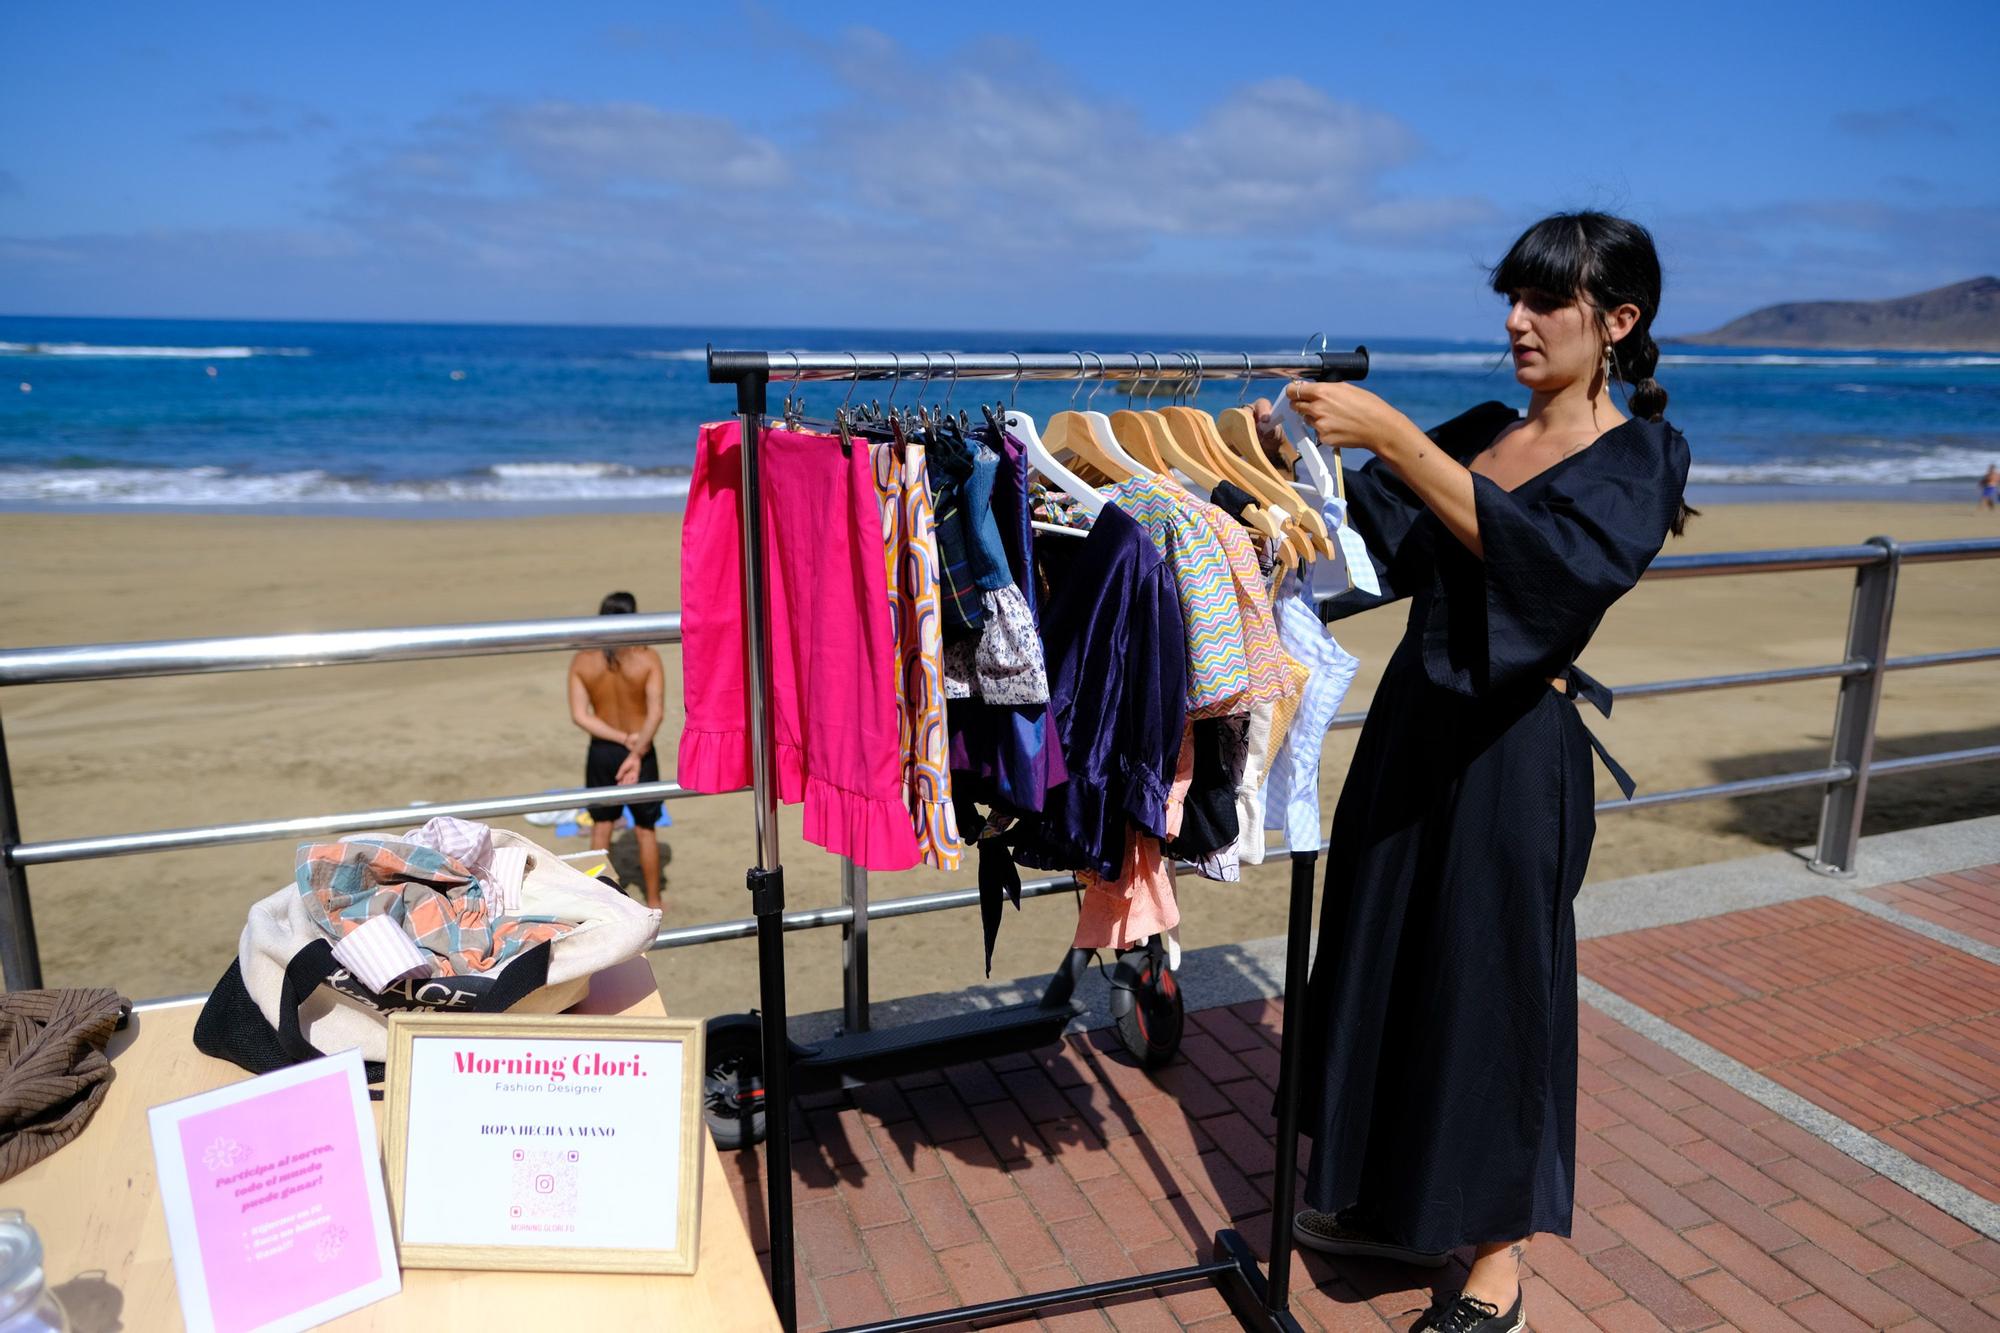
[{"x1": 567, "y1": 591, "x2": 665, "y2": 909}]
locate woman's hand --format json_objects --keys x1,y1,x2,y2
[{"x1": 1283, "y1": 382, "x2": 1413, "y2": 452}]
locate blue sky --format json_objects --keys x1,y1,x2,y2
[{"x1": 2, "y1": 1, "x2": 1994, "y2": 338}]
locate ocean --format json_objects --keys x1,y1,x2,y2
[{"x1": 3, "y1": 316, "x2": 1996, "y2": 511}]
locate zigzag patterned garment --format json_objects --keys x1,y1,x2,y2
[
  {"x1": 1182, "y1": 501, "x2": 1295, "y2": 718},
  {"x1": 871, "y1": 442, "x2": 964, "y2": 870},
  {"x1": 1106, "y1": 475, "x2": 1249, "y2": 715}
]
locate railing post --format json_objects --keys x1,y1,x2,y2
[
  {"x1": 840, "y1": 857, "x2": 870, "y2": 1033},
  {"x1": 1812, "y1": 535, "x2": 1900, "y2": 876},
  {"x1": 0, "y1": 713, "x2": 44, "y2": 991}
]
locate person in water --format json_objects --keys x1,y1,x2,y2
[
  {"x1": 567, "y1": 591, "x2": 666, "y2": 909},
  {"x1": 1261, "y1": 212, "x2": 1693, "y2": 1333}
]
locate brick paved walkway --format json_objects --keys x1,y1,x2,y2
[{"x1": 721, "y1": 864, "x2": 2000, "y2": 1331}]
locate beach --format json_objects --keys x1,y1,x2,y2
[{"x1": 3, "y1": 500, "x2": 1996, "y2": 1020}]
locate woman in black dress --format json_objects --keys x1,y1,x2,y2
[{"x1": 1268, "y1": 213, "x2": 1693, "y2": 1333}]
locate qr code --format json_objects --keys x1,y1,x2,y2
[{"x1": 507, "y1": 1147, "x2": 582, "y2": 1230}]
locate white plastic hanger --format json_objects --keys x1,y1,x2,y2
[
  {"x1": 1079, "y1": 353, "x2": 1148, "y2": 479},
  {"x1": 997, "y1": 352, "x2": 1101, "y2": 513},
  {"x1": 1270, "y1": 391, "x2": 1338, "y2": 497},
  {"x1": 1008, "y1": 409, "x2": 1102, "y2": 515}
]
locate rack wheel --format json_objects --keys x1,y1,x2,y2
[
  {"x1": 703, "y1": 1012, "x2": 767, "y2": 1149},
  {"x1": 1113, "y1": 947, "x2": 1184, "y2": 1068}
]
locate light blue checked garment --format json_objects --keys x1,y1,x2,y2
[{"x1": 1262, "y1": 569, "x2": 1360, "y2": 854}]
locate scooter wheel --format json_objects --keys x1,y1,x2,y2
[
  {"x1": 1114, "y1": 955, "x2": 1184, "y2": 1068},
  {"x1": 703, "y1": 1013, "x2": 768, "y2": 1149}
]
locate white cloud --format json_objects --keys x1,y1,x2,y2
[
  {"x1": 0, "y1": 31, "x2": 1702, "y2": 330},
  {"x1": 306, "y1": 30, "x2": 1480, "y2": 283},
  {"x1": 489, "y1": 101, "x2": 789, "y2": 191}
]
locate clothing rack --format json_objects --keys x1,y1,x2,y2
[{"x1": 707, "y1": 345, "x2": 1370, "y2": 1333}]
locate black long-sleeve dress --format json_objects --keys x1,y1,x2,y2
[{"x1": 1300, "y1": 401, "x2": 1690, "y2": 1252}]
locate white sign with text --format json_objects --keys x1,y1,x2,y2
[{"x1": 398, "y1": 1034, "x2": 687, "y2": 1254}]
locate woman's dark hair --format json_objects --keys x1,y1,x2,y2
[
  {"x1": 598, "y1": 590, "x2": 637, "y2": 664},
  {"x1": 1490, "y1": 210, "x2": 1695, "y2": 534}
]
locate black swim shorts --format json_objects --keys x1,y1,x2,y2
[{"x1": 585, "y1": 737, "x2": 663, "y2": 829}]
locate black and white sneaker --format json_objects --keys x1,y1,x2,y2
[
  {"x1": 1413, "y1": 1292, "x2": 1524, "y2": 1333},
  {"x1": 1291, "y1": 1209, "x2": 1449, "y2": 1268}
]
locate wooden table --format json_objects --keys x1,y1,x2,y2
[{"x1": 4, "y1": 958, "x2": 778, "y2": 1331}]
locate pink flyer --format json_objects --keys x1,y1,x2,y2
[{"x1": 149, "y1": 1050, "x2": 400, "y2": 1333}]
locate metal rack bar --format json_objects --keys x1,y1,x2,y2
[{"x1": 708, "y1": 347, "x2": 1369, "y2": 384}]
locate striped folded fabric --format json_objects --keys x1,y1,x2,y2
[
  {"x1": 404, "y1": 816, "x2": 528, "y2": 914},
  {"x1": 484, "y1": 845, "x2": 528, "y2": 915},
  {"x1": 330, "y1": 912, "x2": 433, "y2": 991}
]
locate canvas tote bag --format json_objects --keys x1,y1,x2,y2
[{"x1": 198, "y1": 828, "x2": 659, "y2": 1071}]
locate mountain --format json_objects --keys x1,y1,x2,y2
[{"x1": 1677, "y1": 276, "x2": 2000, "y2": 352}]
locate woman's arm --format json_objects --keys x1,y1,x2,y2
[{"x1": 1283, "y1": 382, "x2": 1485, "y2": 559}]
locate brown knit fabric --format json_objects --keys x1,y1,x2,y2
[{"x1": 0, "y1": 987, "x2": 130, "y2": 1183}]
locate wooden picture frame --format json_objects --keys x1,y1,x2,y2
[{"x1": 383, "y1": 1012, "x2": 706, "y2": 1274}]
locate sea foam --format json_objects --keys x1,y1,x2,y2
[
  {"x1": 0, "y1": 342, "x2": 311, "y2": 358},
  {"x1": 0, "y1": 464, "x2": 691, "y2": 505}
]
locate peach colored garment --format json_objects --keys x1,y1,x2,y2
[
  {"x1": 677, "y1": 421, "x2": 922, "y2": 871},
  {"x1": 1264, "y1": 656, "x2": 1314, "y2": 773},
  {"x1": 1073, "y1": 723, "x2": 1195, "y2": 951}
]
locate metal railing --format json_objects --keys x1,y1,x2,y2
[{"x1": 1, "y1": 540, "x2": 1996, "y2": 995}]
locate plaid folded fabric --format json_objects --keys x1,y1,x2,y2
[{"x1": 297, "y1": 838, "x2": 572, "y2": 979}]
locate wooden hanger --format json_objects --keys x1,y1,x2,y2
[
  {"x1": 1152, "y1": 404, "x2": 1291, "y2": 564},
  {"x1": 1130, "y1": 357, "x2": 1298, "y2": 566},
  {"x1": 1042, "y1": 357, "x2": 1134, "y2": 484},
  {"x1": 1151, "y1": 408, "x2": 1222, "y2": 491},
  {"x1": 1110, "y1": 409, "x2": 1170, "y2": 476},
  {"x1": 1219, "y1": 404, "x2": 1335, "y2": 557},
  {"x1": 1197, "y1": 407, "x2": 1313, "y2": 564},
  {"x1": 1044, "y1": 409, "x2": 1132, "y2": 484}
]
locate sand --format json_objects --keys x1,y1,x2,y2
[{"x1": 2, "y1": 501, "x2": 1996, "y2": 1021}]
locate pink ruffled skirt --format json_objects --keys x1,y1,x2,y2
[{"x1": 677, "y1": 421, "x2": 923, "y2": 872}]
